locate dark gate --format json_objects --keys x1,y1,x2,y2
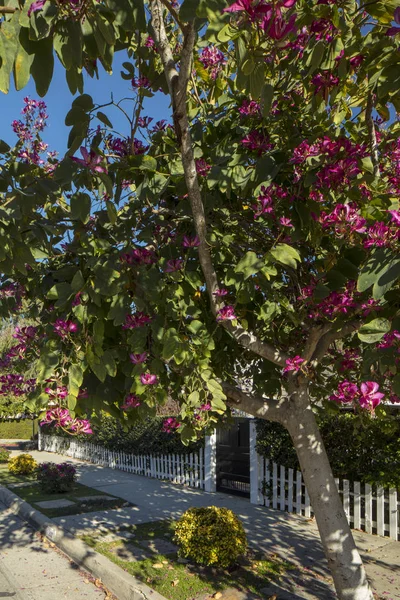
[{"x1": 216, "y1": 418, "x2": 250, "y2": 497}]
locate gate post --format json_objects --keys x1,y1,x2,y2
[
  {"x1": 204, "y1": 430, "x2": 217, "y2": 492},
  {"x1": 249, "y1": 419, "x2": 259, "y2": 504}
]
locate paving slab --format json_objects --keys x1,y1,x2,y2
[
  {"x1": 76, "y1": 494, "x2": 116, "y2": 503},
  {"x1": 0, "y1": 501, "x2": 106, "y2": 599},
  {"x1": 36, "y1": 499, "x2": 76, "y2": 509}
]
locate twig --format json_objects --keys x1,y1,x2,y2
[
  {"x1": 0, "y1": 6, "x2": 16, "y2": 13},
  {"x1": 366, "y1": 91, "x2": 380, "y2": 178}
]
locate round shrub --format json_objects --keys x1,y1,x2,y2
[
  {"x1": 8, "y1": 453, "x2": 38, "y2": 475},
  {"x1": 37, "y1": 462, "x2": 77, "y2": 493},
  {"x1": 0, "y1": 446, "x2": 11, "y2": 463},
  {"x1": 174, "y1": 506, "x2": 247, "y2": 568}
]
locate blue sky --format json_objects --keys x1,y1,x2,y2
[{"x1": 1, "y1": 52, "x2": 171, "y2": 155}]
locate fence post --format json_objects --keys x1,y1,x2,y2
[
  {"x1": 37, "y1": 426, "x2": 43, "y2": 451},
  {"x1": 204, "y1": 430, "x2": 217, "y2": 493},
  {"x1": 249, "y1": 419, "x2": 259, "y2": 505}
]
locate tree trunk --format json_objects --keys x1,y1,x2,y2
[{"x1": 285, "y1": 383, "x2": 374, "y2": 600}]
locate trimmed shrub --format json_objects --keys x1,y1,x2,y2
[
  {"x1": 174, "y1": 506, "x2": 247, "y2": 568},
  {"x1": 8, "y1": 453, "x2": 37, "y2": 475},
  {"x1": 0, "y1": 445, "x2": 11, "y2": 463},
  {"x1": 37, "y1": 462, "x2": 77, "y2": 493}
]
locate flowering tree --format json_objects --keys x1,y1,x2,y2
[{"x1": 0, "y1": 0, "x2": 400, "y2": 598}]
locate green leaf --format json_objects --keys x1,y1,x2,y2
[
  {"x1": 393, "y1": 374, "x2": 400, "y2": 396},
  {"x1": 13, "y1": 28, "x2": 34, "y2": 91},
  {"x1": 86, "y1": 346, "x2": 106, "y2": 382},
  {"x1": 358, "y1": 318, "x2": 391, "y2": 344},
  {"x1": 97, "y1": 111, "x2": 113, "y2": 127},
  {"x1": 71, "y1": 270, "x2": 85, "y2": 293},
  {"x1": 306, "y1": 41, "x2": 325, "y2": 75},
  {"x1": 358, "y1": 248, "x2": 400, "y2": 299},
  {"x1": 103, "y1": 350, "x2": 117, "y2": 377},
  {"x1": 187, "y1": 320, "x2": 204, "y2": 334},
  {"x1": 0, "y1": 18, "x2": 19, "y2": 94},
  {"x1": 68, "y1": 394, "x2": 77, "y2": 412},
  {"x1": 180, "y1": 425, "x2": 195, "y2": 445},
  {"x1": 70, "y1": 192, "x2": 91, "y2": 223},
  {"x1": 31, "y1": 37, "x2": 54, "y2": 97},
  {"x1": 261, "y1": 83, "x2": 274, "y2": 117},
  {"x1": 47, "y1": 282, "x2": 71, "y2": 302},
  {"x1": 235, "y1": 251, "x2": 264, "y2": 279},
  {"x1": 269, "y1": 244, "x2": 301, "y2": 269},
  {"x1": 68, "y1": 364, "x2": 83, "y2": 397},
  {"x1": 250, "y1": 63, "x2": 264, "y2": 99},
  {"x1": 180, "y1": 0, "x2": 200, "y2": 21},
  {"x1": 106, "y1": 201, "x2": 118, "y2": 224}
]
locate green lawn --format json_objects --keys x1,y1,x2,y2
[
  {"x1": 0, "y1": 420, "x2": 37, "y2": 439},
  {"x1": 82, "y1": 520, "x2": 289, "y2": 600},
  {"x1": 13, "y1": 482, "x2": 130, "y2": 517},
  {"x1": 0, "y1": 464, "x2": 36, "y2": 485}
]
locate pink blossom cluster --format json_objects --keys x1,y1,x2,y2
[
  {"x1": 283, "y1": 355, "x2": 305, "y2": 373},
  {"x1": 199, "y1": 46, "x2": 226, "y2": 79},
  {"x1": 224, "y1": 0, "x2": 297, "y2": 41},
  {"x1": 183, "y1": 235, "x2": 200, "y2": 248},
  {"x1": 195, "y1": 158, "x2": 211, "y2": 177},
  {"x1": 0, "y1": 374, "x2": 36, "y2": 397},
  {"x1": 123, "y1": 312, "x2": 152, "y2": 330},
  {"x1": 298, "y1": 280, "x2": 379, "y2": 320},
  {"x1": 13, "y1": 326, "x2": 37, "y2": 343},
  {"x1": 71, "y1": 147, "x2": 107, "y2": 174},
  {"x1": 120, "y1": 247, "x2": 156, "y2": 266},
  {"x1": 12, "y1": 97, "x2": 57, "y2": 168},
  {"x1": 319, "y1": 204, "x2": 366, "y2": 237},
  {"x1": 216, "y1": 306, "x2": 237, "y2": 321},
  {"x1": 121, "y1": 394, "x2": 141, "y2": 410},
  {"x1": 377, "y1": 330, "x2": 400, "y2": 349},
  {"x1": 140, "y1": 373, "x2": 158, "y2": 385},
  {"x1": 311, "y1": 72, "x2": 340, "y2": 95},
  {"x1": 130, "y1": 352, "x2": 148, "y2": 364},
  {"x1": 241, "y1": 130, "x2": 274, "y2": 154},
  {"x1": 338, "y1": 349, "x2": 360, "y2": 371},
  {"x1": 330, "y1": 381, "x2": 384, "y2": 411},
  {"x1": 40, "y1": 407, "x2": 93, "y2": 434},
  {"x1": 239, "y1": 100, "x2": 261, "y2": 117},
  {"x1": 162, "y1": 417, "x2": 180, "y2": 433},
  {"x1": 0, "y1": 282, "x2": 25, "y2": 309},
  {"x1": 252, "y1": 183, "x2": 288, "y2": 219},
  {"x1": 53, "y1": 319, "x2": 78, "y2": 339},
  {"x1": 106, "y1": 135, "x2": 148, "y2": 157},
  {"x1": 131, "y1": 75, "x2": 151, "y2": 89},
  {"x1": 165, "y1": 259, "x2": 184, "y2": 273}
]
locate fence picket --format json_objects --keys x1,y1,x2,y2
[
  {"x1": 264, "y1": 459, "x2": 270, "y2": 508},
  {"x1": 353, "y1": 482, "x2": 361, "y2": 530},
  {"x1": 343, "y1": 479, "x2": 350, "y2": 520},
  {"x1": 365, "y1": 484, "x2": 373, "y2": 534},
  {"x1": 377, "y1": 486, "x2": 385, "y2": 537},
  {"x1": 272, "y1": 463, "x2": 278, "y2": 509},
  {"x1": 280, "y1": 465, "x2": 286, "y2": 510},
  {"x1": 389, "y1": 488, "x2": 398, "y2": 540},
  {"x1": 288, "y1": 468, "x2": 293, "y2": 513},
  {"x1": 296, "y1": 471, "x2": 302, "y2": 515}
]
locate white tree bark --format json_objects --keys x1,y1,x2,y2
[{"x1": 284, "y1": 382, "x2": 374, "y2": 600}]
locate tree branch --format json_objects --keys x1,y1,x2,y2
[
  {"x1": 221, "y1": 382, "x2": 289, "y2": 424},
  {"x1": 303, "y1": 324, "x2": 332, "y2": 362},
  {"x1": 0, "y1": 6, "x2": 16, "y2": 13},
  {"x1": 311, "y1": 320, "x2": 362, "y2": 363},
  {"x1": 366, "y1": 91, "x2": 380, "y2": 178},
  {"x1": 159, "y1": 0, "x2": 183, "y2": 28},
  {"x1": 149, "y1": 0, "x2": 288, "y2": 368}
]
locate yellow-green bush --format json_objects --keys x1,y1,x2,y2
[
  {"x1": 8, "y1": 453, "x2": 38, "y2": 475},
  {"x1": 174, "y1": 506, "x2": 247, "y2": 568}
]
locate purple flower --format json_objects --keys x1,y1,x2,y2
[
  {"x1": 183, "y1": 235, "x2": 200, "y2": 248},
  {"x1": 123, "y1": 312, "x2": 152, "y2": 330},
  {"x1": 71, "y1": 147, "x2": 108, "y2": 174},
  {"x1": 279, "y1": 217, "x2": 293, "y2": 228},
  {"x1": 388, "y1": 210, "x2": 400, "y2": 225},
  {"x1": 311, "y1": 72, "x2": 340, "y2": 94},
  {"x1": 121, "y1": 394, "x2": 141, "y2": 410},
  {"x1": 195, "y1": 159, "x2": 211, "y2": 177},
  {"x1": 359, "y1": 382, "x2": 384, "y2": 410},
  {"x1": 28, "y1": 0, "x2": 47, "y2": 16},
  {"x1": 216, "y1": 306, "x2": 237, "y2": 321},
  {"x1": 238, "y1": 100, "x2": 261, "y2": 116},
  {"x1": 53, "y1": 319, "x2": 78, "y2": 339},
  {"x1": 241, "y1": 131, "x2": 274, "y2": 154},
  {"x1": 330, "y1": 381, "x2": 359, "y2": 404},
  {"x1": 200, "y1": 403, "x2": 212, "y2": 411},
  {"x1": 165, "y1": 259, "x2": 184, "y2": 273},
  {"x1": 130, "y1": 352, "x2": 148, "y2": 364},
  {"x1": 162, "y1": 417, "x2": 180, "y2": 433},
  {"x1": 223, "y1": 0, "x2": 271, "y2": 21},
  {"x1": 213, "y1": 288, "x2": 228, "y2": 297},
  {"x1": 70, "y1": 419, "x2": 93, "y2": 434},
  {"x1": 199, "y1": 46, "x2": 226, "y2": 79},
  {"x1": 140, "y1": 373, "x2": 158, "y2": 385},
  {"x1": 283, "y1": 355, "x2": 305, "y2": 373},
  {"x1": 387, "y1": 7, "x2": 400, "y2": 36}
]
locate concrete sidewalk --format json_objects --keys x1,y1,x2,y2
[
  {"x1": 0, "y1": 499, "x2": 110, "y2": 599},
  {"x1": 14, "y1": 450, "x2": 400, "y2": 600}
]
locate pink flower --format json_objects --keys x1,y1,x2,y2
[
  {"x1": 131, "y1": 76, "x2": 151, "y2": 89},
  {"x1": 121, "y1": 394, "x2": 141, "y2": 410},
  {"x1": 77, "y1": 389, "x2": 89, "y2": 400},
  {"x1": 28, "y1": 0, "x2": 47, "y2": 16},
  {"x1": 183, "y1": 235, "x2": 200, "y2": 248},
  {"x1": 70, "y1": 419, "x2": 93, "y2": 434},
  {"x1": 40, "y1": 407, "x2": 72, "y2": 428},
  {"x1": 311, "y1": 72, "x2": 340, "y2": 94},
  {"x1": 200, "y1": 403, "x2": 212, "y2": 411},
  {"x1": 262, "y1": 11, "x2": 297, "y2": 41},
  {"x1": 71, "y1": 147, "x2": 108, "y2": 174},
  {"x1": 123, "y1": 312, "x2": 152, "y2": 330},
  {"x1": 239, "y1": 100, "x2": 261, "y2": 116},
  {"x1": 388, "y1": 210, "x2": 400, "y2": 225},
  {"x1": 216, "y1": 306, "x2": 237, "y2": 321},
  {"x1": 279, "y1": 216, "x2": 293, "y2": 227},
  {"x1": 165, "y1": 259, "x2": 184, "y2": 273},
  {"x1": 53, "y1": 319, "x2": 78, "y2": 339},
  {"x1": 120, "y1": 247, "x2": 156, "y2": 266},
  {"x1": 140, "y1": 373, "x2": 158, "y2": 385},
  {"x1": 330, "y1": 381, "x2": 359, "y2": 403},
  {"x1": 359, "y1": 382, "x2": 384, "y2": 410},
  {"x1": 223, "y1": 0, "x2": 271, "y2": 21},
  {"x1": 349, "y1": 55, "x2": 364, "y2": 68},
  {"x1": 283, "y1": 355, "x2": 305, "y2": 373},
  {"x1": 241, "y1": 131, "x2": 274, "y2": 154},
  {"x1": 162, "y1": 417, "x2": 180, "y2": 433},
  {"x1": 213, "y1": 288, "x2": 229, "y2": 297},
  {"x1": 199, "y1": 46, "x2": 226, "y2": 78},
  {"x1": 130, "y1": 352, "x2": 148, "y2": 364}
]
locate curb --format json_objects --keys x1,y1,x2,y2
[{"x1": 0, "y1": 485, "x2": 167, "y2": 600}]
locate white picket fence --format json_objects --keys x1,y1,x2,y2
[
  {"x1": 256, "y1": 456, "x2": 400, "y2": 541},
  {"x1": 40, "y1": 434, "x2": 205, "y2": 489}
]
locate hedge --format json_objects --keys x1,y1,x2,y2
[
  {"x1": 0, "y1": 419, "x2": 37, "y2": 440},
  {"x1": 255, "y1": 412, "x2": 400, "y2": 488},
  {"x1": 45, "y1": 415, "x2": 204, "y2": 455}
]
